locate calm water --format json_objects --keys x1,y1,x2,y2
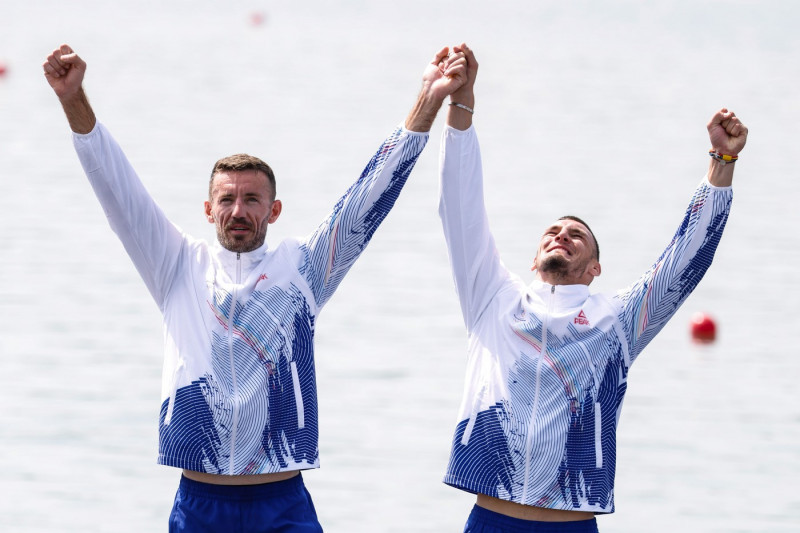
[{"x1": 2, "y1": 1, "x2": 799, "y2": 531}]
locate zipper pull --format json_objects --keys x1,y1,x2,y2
[{"x1": 236, "y1": 252, "x2": 242, "y2": 284}]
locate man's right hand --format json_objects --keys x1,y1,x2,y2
[
  {"x1": 43, "y1": 44, "x2": 86, "y2": 101},
  {"x1": 43, "y1": 44, "x2": 96, "y2": 134}
]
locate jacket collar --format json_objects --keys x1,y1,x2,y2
[
  {"x1": 212, "y1": 241, "x2": 269, "y2": 274},
  {"x1": 530, "y1": 279, "x2": 591, "y2": 308}
]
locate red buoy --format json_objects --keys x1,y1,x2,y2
[
  {"x1": 250, "y1": 11, "x2": 266, "y2": 26},
  {"x1": 690, "y1": 312, "x2": 716, "y2": 343},
  {"x1": 0, "y1": 61, "x2": 8, "y2": 77}
]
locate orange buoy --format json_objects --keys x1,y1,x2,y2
[{"x1": 690, "y1": 312, "x2": 716, "y2": 343}]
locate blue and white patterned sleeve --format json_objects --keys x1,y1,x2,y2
[
  {"x1": 73, "y1": 122, "x2": 184, "y2": 309},
  {"x1": 617, "y1": 177, "x2": 733, "y2": 364},
  {"x1": 438, "y1": 125, "x2": 512, "y2": 331},
  {"x1": 300, "y1": 125, "x2": 428, "y2": 309}
]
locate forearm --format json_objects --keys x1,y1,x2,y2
[
  {"x1": 59, "y1": 87, "x2": 96, "y2": 134},
  {"x1": 707, "y1": 157, "x2": 735, "y2": 187},
  {"x1": 446, "y1": 93, "x2": 474, "y2": 131},
  {"x1": 405, "y1": 83, "x2": 446, "y2": 133}
]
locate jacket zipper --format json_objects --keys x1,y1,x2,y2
[
  {"x1": 521, "y1": 284, "x2": 555, "y2": 502},
  {"x1": 227, "y1": 252, "x2": 242, "y2": 474}
]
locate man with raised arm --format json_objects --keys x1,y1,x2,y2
[
  {"x1": 43, "y1": 43, "x2": 466, "y2": 532},
  {"x1": 438, "y1": 44, "x2": 747, "y2": 532}
]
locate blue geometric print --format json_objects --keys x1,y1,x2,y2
[
  {"x1": 558, "y1": 341, "x2": 626, "y2": 511},
  {"x1": 620, "y1": 182, "x2": 731, "y2": 361},
  {"x1": 261, "y1": 294, "x2": 319, "y2": 469},
  {"x1": 304, "y1": 130, "x2": 427, "y2": 308},
  {"x1": 445, "y1": 325, "x2": 629, "y2": 512},
  {"x1": 158, "y1": 284, "x2": 321, "y2": 474},
  {"x1": 445, "y1": 402, "x2": 515, "y2": 498},
  {"x1": 158, "y1": 377, "x2": 223, "y2": 473}
]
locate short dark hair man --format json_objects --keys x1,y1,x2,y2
[
  {"x1": 437, "y1": 44, "x2": 747, "y2": 532},
  {"x1": 44, "y1": 43, "x2": 467, "y2": 532}
]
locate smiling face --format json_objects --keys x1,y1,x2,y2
[
  {"x1": 204, "y1": 169, "x2": 282, "y2": 253},
  {"x1": 532, "y1": 218, "x2": 601, "y2": 286}
]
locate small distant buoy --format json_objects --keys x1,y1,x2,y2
[
  {"x1": 250, "y1": 11, "x2": 266, "y2": 26},
  {"x1": 690, "y1": 312, "x2": 716, "y2": 343},
  {"x1": 0, "y1": 61, "x2": 8, "y2": 77}
]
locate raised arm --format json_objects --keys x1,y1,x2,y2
[
  {"x1": 43, "y1": 44, "x2": 183, "y2": 307},
  {"x1": 618, "y1": 109, "x2": 747, "y2": 362},
  {"x1": 303, "y1": 46, "x2": 468, "y2": 308},
  {"x1": 43, "y1": 44, "x2": 96, "y2": 134},
  {"x1": 438, "y1": 45, "x2": 510, "y2": 330}
]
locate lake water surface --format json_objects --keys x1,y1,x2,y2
[{"x1": 2, "y1": 1, "x2": 799, "y2": 531}]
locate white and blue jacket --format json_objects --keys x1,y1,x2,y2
[
  {"x1": 74, "y1": 121, "x2": 427, "y2": 475},
  {"x1": 438, "y1": 125, "x2": 732, "y2": 513}
]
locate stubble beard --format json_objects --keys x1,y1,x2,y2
[
  {"x1": 216, "y1": 221, "x2": 267, "y2": 253},
  {"x1": 538, "y1": 253, "x2": 594, "y2": 285},
  {"x1": 538, "y1": 254, "x2": 570, "y2": 279}
]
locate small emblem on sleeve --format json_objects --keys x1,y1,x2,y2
[{"x1": 574, "y1": 310, "x2": 590, "y2": 326}]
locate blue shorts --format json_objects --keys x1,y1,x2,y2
[
  {"x1": 464, "y1": 505, "x2": 599, "y2": 533},
  {"x1": 169, "y1": 473, "x2": 323, "y2": 533}
]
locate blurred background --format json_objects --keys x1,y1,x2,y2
[{"x1": 1, "y1": 1, "x2": 798, "y2": 531}]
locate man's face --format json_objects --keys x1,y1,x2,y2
[
  {"x1": 532, "y1": 219, "x2": 600, "y2": 285},
  {"x1": 204, "y1": 170, "x2": 282, "y2": 253}
]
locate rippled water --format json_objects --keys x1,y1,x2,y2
[{"x1": 2, "y1": 1, "x2": 799, "y2": 531}]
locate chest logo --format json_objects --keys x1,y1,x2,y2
[{"x1": 574, "y1": 309, "x2": 590, "y2": 326}]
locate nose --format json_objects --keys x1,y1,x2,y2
[
  {"x1": 231, "y1": 198, "x2": 246, "y2": 217},
  {"x1": 554, "y1": 228, "x2": 570, "y2": 242}
]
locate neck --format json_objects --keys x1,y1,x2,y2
[{"x1": 535, "y1": 271, "x2": 589, "y2": 287}]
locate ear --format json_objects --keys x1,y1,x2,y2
[
  {"x1": 268, "y1": 199, "x2": 282, "y2": 224},
  {"x1": 588, "y1": 260, "x2": 601, "y2": 278},
  {"x1": 204, "y1": 201, "x2": 215, "y2": 224}
]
